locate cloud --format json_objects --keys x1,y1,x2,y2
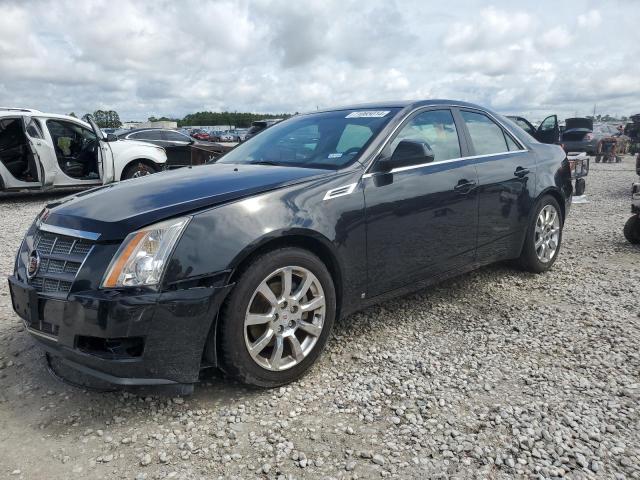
[
  {"x1": 578, "y1": 9, "x2": 602, "y2": 28},
  {"x1": 0, "y1": 0, "x2": 637, "y2": 121}
]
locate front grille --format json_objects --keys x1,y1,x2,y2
[{"x1": 28, "y1": 230, "x2": 93, "y2": 295}]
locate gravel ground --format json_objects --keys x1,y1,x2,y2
[{"x1": 0, "y1": 156, "x2": 638, "y2": 480}]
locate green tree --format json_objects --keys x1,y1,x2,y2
[{"x1": 91, "y1": 109, "x2": 122, "y2": 128}]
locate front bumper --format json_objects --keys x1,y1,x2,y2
[{"x1": 8, "y1": 275, "x2": 232, "y2": 385}]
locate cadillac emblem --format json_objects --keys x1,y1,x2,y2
[{"x1": 27, "y1": 250, "x2": 41, "y2": 278}]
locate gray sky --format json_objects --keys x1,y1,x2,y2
[{"x1": 1, "y1": 0, "x2": 639, "y2": 121}]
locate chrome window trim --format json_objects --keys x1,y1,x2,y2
[
  {"x1": 38, "y1": 223, "x2": 101, "y2": 241},
  {"x1": 362, "y1": 149, "x2": 528, "y2": 178},
  {"x1": 362, "y1": 103, "x2": 529, "y2": 175}
]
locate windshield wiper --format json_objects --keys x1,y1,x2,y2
[{"x1": 248, "y1": 160, "x2": 282, "y2": 166}]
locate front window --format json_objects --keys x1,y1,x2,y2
[
  {"x1": 389, "y1": 109, "x2": 461, "y2": 161},
  {"x1": 46, "y1": 119, "x2": 99, "y2": 179},
  {"x1": 218, "y1": 108, "x2": 400, "y2": 169}
]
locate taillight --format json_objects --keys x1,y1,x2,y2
[{"x1": 584, "y1": 133, "x2": 594, "y2": 141}]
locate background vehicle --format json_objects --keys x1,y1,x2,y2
[
  {"x1": 213, "y1": 131, "x2": 236, "y2": 142},
  {"x1": 561, "y1": 118, "x2": 618, "y2": 154},
  {"x1": 118, "y1": 128, "x2": 229, "y2": 168},
  {"x1": 190, "y1": 129, "x2": 209, "y2": 140},
  {"x1": 9, "y1": 100, "x2": 573, "y2": 392},
  {"x1": 0, "y1": 108, "x2": 167, "y2": 191},
  {"x1": 507, "y1": 114, "x2": 560, "y2": 144},
  {"x1": 244, "y1": 118, "x2": 282, "y2": 140}
]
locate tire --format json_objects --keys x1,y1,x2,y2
[
  {"x1": 624, "y1": 215, "x2": 640, "y2": 244},
  {"x1": 218, "y1": 247, "x2": 336, "y2": 387},
  {"x1": 518, "y1": 195, "x2": 563, "y2": 273},
  {"x1": 595, "y1": 156, "x2": 601, "y2": 163},
  {"x1": 122, "y1": 161, "x2": 158, "y2": 180}
]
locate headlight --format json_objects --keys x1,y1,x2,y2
[{"x1": 101, "y1": 216, "x2": 190, "y2": 288}]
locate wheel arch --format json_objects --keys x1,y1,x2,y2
[
  {"x1": 204, "y1": 231, "x2": 344, "y2": 367},
  {"x1": 228, "y1": 231, "x2": 344, "y2": 318},
  {"x1": 119, "y1": 158, "x2": 160, "y2": 180}
]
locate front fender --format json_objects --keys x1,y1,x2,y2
[
  {"x1": 110, "y1": 143, "x2": 167, "y2": 180},
  {"x1": 164, "y1": 172, "x2": 368, "y2": 313}
]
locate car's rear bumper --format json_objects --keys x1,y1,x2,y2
[
  {"x1": 562, "y1": 140, "x2": 596, "y2": 153},
  {"x1": 8, "y1": 275, "x2": 232, "y2": 386}
]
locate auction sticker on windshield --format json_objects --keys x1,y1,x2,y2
[{"x1": 345, "y1": 110, "x2": 390, "y2": 118}]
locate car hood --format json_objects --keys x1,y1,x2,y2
[
  {"x1": 43, "y1": 163, "x2": 331, "y2": 241},
  {"x1": 565, "y1": 118, "x2": 593, "y2": 131}
]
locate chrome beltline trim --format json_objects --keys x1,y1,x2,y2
[
  {"x1": 361, "y1": 149, "x2": 528, "y2": 178},
  {"x1": 39, "y1": 223, "x2": 101, "y2": 241}
]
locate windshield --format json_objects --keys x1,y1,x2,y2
[{"x1": 218, "y1": 108, "x2": 400, "y2": 169}]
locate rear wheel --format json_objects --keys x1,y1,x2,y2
[
  {"x1": 218, "y1": 247, "x2": 336, "y2": 387},
  {"x1": 624, "y1": 215, "x2": 640, "y2": 244},
  {"x1": 518, "y1": 196, "x2": 563, "y2": 273},
  {"x1": 122, "y1": 161, "x2": 157, "y2": 180}
]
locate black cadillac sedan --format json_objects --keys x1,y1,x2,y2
[{"x1": 8, "y1": 100, "x2": 573, "y2": 391}]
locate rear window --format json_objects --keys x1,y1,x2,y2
[{"x1": 461, "y1": 111, "x2": 509, "y2": 155}]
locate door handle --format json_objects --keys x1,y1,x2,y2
[
  {"x1": 454, "y1": 179, "x2": 476, "y2": 194},
  {"x1": 514, "y1": 166, "x2": 530, "y2": 177}
]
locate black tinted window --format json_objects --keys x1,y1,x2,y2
[
  {"x1": 390, "y1": 109, "x2": 461, "y2": 161},
  {"x1": 130, "y1": 130, "x2": 162, "y2": 140},
  {"x1": 461, "y1": 111, "x2": 509, "y2": 155},
  {"x1": 164, "y1": 131, "x2": 191, "y2": 142}
]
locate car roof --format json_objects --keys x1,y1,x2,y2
[
  {"x1": 314, "y1": 99, "x2": 485, "y2": 114},
  {"x1": 0, "y1": 109, "x2": 93, "y2": 128},
  {"x1": 122, "y1": 128, "x2": 188, "y2": 135}
]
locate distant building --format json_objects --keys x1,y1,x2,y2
[{"x1": 120, "y1": 120, "x2": 178, "y2": 130}]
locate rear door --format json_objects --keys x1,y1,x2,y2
[
  {"x1": 161, "y1": 130, "x2": 192, "y2": 167},
  {"x1": 458, "y1": 109, "x2": 537, "y2": 262},
  {"x1": 535, "y1": 115, "x2": 560, "y2": 144}
]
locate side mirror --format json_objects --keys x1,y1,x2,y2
[
  {"x1": 375, "y1": 139, "x2": 435, "y2": 173},
  {"x1": 105, "y1": 133, "x2": 118, "y2": 142}
]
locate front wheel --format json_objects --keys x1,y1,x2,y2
[
  {"x1": 218, "y1": 247, "x2": 336, "y2": 387},
  {"x1": 518, "y1": 196, "x2": 563, "y2": 273},
  {"x1": 122, "y1": 161, "x2": 158, "y2": 180},
  {"x1": 624, "y1": 215, "x2": 640, "y2": 244}
]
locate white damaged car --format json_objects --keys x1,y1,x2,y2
[{"x1": 0, "y1": 108, "x2": 167, "y2": 192}]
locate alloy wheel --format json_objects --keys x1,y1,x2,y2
[
  {"x1": 535, "y1": 204, "x2": 560, "y2": 263},
  {"x1": 243, "y1": 266, "x2": 325, "y2": 371},
  {"x1": 132, "y1": 164, "x2": 152, "y2": 178}
]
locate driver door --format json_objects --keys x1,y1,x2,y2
[
  {"x1": 363, "y1": 108, "x2": 479, "y2": 297},
  {"x1": 86, "y1": 115, "x2": 114, "y2": 183},
  {"x1": 535, "y1": 115, "x2": 560, "y2": 144}
]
